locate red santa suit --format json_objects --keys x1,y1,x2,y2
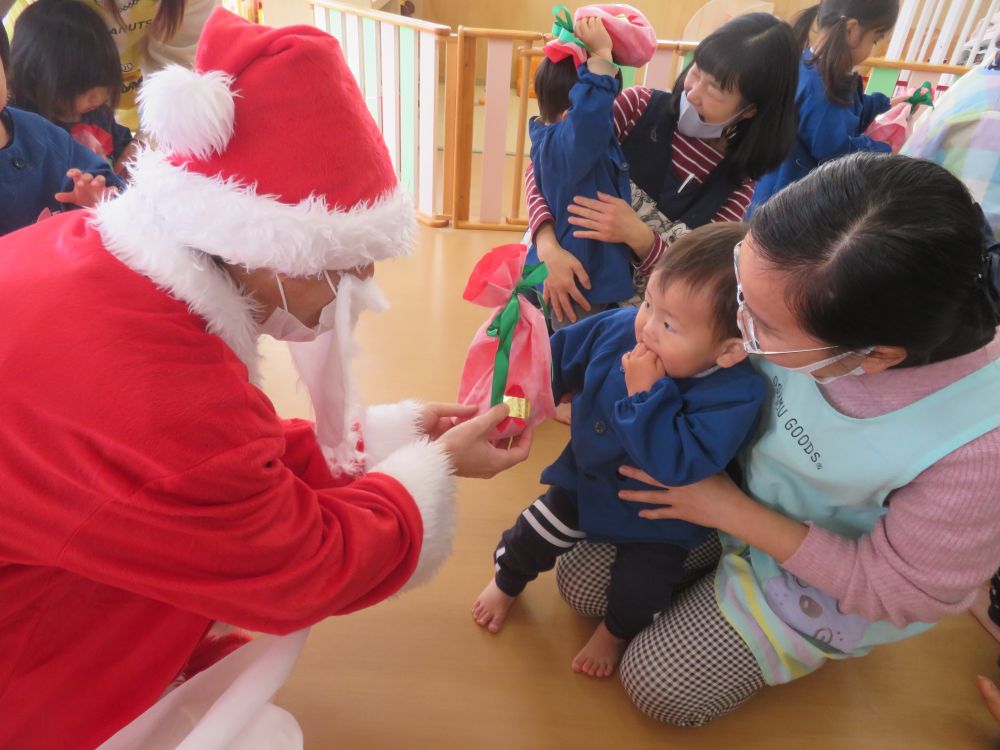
[{"x1": 0, "y1": 12, "x2": 454, "y2": 749}]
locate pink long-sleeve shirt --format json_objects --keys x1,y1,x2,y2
[{"x1": 782, "y1": 334, "x2": 1000, "y2": 627}]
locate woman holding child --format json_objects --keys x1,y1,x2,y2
[
  {"x1": 556, "y1": 152, "x2": 1000, "y2": 726},
  {"x1": 527, "y1": 12, "x2": 801, "y2": 324}
]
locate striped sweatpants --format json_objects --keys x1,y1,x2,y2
[{"x1": 493, "y1": 485, "x2": 689, "y2": 640}]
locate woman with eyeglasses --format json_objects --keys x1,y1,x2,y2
[{"x1": 554, "y1": 152, "x2": 1000, "y2": 726}]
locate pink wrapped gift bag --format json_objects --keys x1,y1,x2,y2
[
  {"x1": 864, "y1": 80, "x2": 935, "y2": 154},
  {"x1": 457, "y1": 244, "x2": 556, "y2": 441},
  {"x1": 544, "y1": 3, "x2": 657, "y2": 68}
]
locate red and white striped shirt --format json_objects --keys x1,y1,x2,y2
[{"x1": 526, "y1": 86, "x2": 756, "y2": 274}]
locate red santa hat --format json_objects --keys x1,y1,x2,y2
[{"x1": 131, "y1": 8, "x2": 413, "y2": 277}]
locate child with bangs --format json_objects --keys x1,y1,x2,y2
[{"x1": 11, "y1": 0, "x2": 135, "y2": 172}]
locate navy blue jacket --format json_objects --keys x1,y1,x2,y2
[
  {"x1": 0, "y1": 107, "x2": 125, "y2": 236},
  {"x1": 543, "y1": 308, "x2": 766, "y2": 546},
  {"x1": 527, "y1": 66, "x2": 635, "y2": 305},
  {"x1": 749, "y1": 51, "x2": 891, "y2": 215}
]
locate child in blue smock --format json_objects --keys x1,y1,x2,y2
[
  {"x1": 749, "y1": 0, "x2": 900, "y2": 214},
  {"x1": 473, "y1": 222, "x2": 766, "y2": 678},
  {"x1": 526, "y1": 17, "x2": 638, "y2": 331},
  {"x1": 11, "y1": 0, "x2": 135, "y2": 171},
  {"x1": 0, "y1": 24, "x2": 123, "y2": 236}
]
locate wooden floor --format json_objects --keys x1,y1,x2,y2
[{"x1": 263, "y1": 224, "x2": 1000, "y2": 749}]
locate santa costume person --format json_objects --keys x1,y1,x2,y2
[{"x1": 0, "y1": 10, "x2": 530, "y2": 750}]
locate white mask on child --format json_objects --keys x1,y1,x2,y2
[
  {"x1": 677, "y1": 91, "x2": 748, "y2": 139},
  {"x1": 258, "y1": 271, "x2": 338, "y2": 342},
  {"x1": 785, "y1": 347, "x2": 875, "y2": 385}
]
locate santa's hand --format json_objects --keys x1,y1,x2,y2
[
  {"x1": 55, "y1": 169, "x2": 118, "y2": 208},
  {"x1": 419, "y1": 402, "x2": 478, "y2": 440},
  {"x1": 438, "y1": 404, "x2": 532, "y2": 478}
]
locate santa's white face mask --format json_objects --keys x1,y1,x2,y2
[
  {"x1": 258, "y1": 271, "x2": 338, "y2": 342},
  {"x1": 786, "y1": 347, "x2": 875, "y2": 385},
  {"x1": 677, "y1": 90, "x2": 749, "y2": 139}
]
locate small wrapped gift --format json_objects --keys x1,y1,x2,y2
[
  {"x1": 544, "y1": 3, "x2": 657, "y2": 68},
  {"x1": 457, "y1": 244, "x2": 556, "y2": 441},
  {"x1": 865, "y1": 80, "x2": 935, "y2": 154}
]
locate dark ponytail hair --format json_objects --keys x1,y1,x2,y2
[
  {"x1": 795, "y1": 0, "x2": 899, "y2": 105},
  {"x1": 100, "y1": 0, "x2": 187, "y2": 41},
  {"x1": 750, "y1": 153, "x2": 998, "y2": 368},
  {"x1": 671, "y1": 12, "x2": 800, "y2": 181},
  {"x1": 11, "y1": 0, "x2": 122, "y2": 121}
]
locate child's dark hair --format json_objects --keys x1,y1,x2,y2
[
  {"x1": 534, "y1": 56, "x2": 622, "y2": 124},
  {"x1": 672, "y1": 13, "x2": 800, "y2": 181},
  {"x1": 794, "y1": 1, "x2": 899, "y2": 105},
  {"x1": 0, "y1": 23, "x2": 8, "y2": 77},
  {"x1": 652, "y1": 222, "x2": 747, "y2": 340},
  {"x1": 10, "y1": 0, "x2": 122, "y2": 121},
  {"x1": 750, "y1": 153, "x2": 998, "y2": 368}
]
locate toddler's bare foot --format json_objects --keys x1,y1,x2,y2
[
  {"x1": 571, "y1": 621, "x2": 625, "y2": 678},
  {"x1": 472, "y1": 579, "x2": 517, "y2": 634}
]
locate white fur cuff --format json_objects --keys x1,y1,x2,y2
[
  {"x1": 363, "y1": 400, "x2": 423, "y2": 468},
  {"x1": 371, "y1": 439, "x2": 456, "y2": 591}
]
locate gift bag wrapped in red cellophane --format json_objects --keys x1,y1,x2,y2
[{"x1": 457, "y1": 244, "x2": 556, "y2": 441}]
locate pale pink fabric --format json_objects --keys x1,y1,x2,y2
[
  {"x1": 457, "y1": 244, "x2": 556, "y2": 441},
  {"x1": 544, "y1": 4, "x2": 657, "y2": 68},
  {"x1": 783, "y1": 334, "x2": 1000, "y2": 627}
]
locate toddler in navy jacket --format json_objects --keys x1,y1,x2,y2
[{"x1": 474, "y1": 222, "x2": 766, "y2": 677}]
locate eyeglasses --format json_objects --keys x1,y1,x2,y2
[{"x1": 733, "y1": 241, "x2": 839, "y2": 356}]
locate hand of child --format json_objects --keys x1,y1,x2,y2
[
  {"x1": 55, "y1": 169, "x2": 119, "y2": 208},
  {"x1": 622, "y1": 342, "x2": 665, "y2": 396},
  {"x1": 536, "y1": 226, "x2": 591, "y2": 323},
  {"x1": 575, "y1": 16, "x2": 613, "y2": 60}
]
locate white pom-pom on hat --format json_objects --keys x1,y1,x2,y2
[{"x1": 138, "y1": 66, "x2": 237, "y2": 160}]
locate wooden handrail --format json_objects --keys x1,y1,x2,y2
[
  {"x1": 860, "y1": 56, "x2": 971, "y2": 75},
  {"x1": 458, "y1": 26, "x2": 546, "y2": 41},
  {"x1": 308, "y1": 0, "x2": 452, "y2": 35}
]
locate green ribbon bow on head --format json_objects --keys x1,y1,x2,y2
[
  {"x1": 551, "y1": 4, "x2": 591, "y2": 54},
  {"x1": 905, "y1": 81, "x2": 935, "y2": 114},
  {"x1": 485, "y1": 261, "x2": 549, "y2": 408}
]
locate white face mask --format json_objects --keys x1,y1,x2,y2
[
  {"x1": 786, "y1": 347, "x2": 875, "y2": 385},
  {"x1": 677, "y1": 90, "x2": 748, "y2": 139},
  {"x1": 258, "y1": 271, "x2": 338, "y2": 342}
]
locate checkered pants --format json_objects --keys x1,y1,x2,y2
[{"x1": 556, "y1": 536, "x2": 766, "y2": 726}]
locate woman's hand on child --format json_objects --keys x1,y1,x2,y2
[
  {"x1": 536, "y1": 224, "x2": 592, "y2": 323},
  {"x1": 569, "y1": 193, "x2": 655, "y2": 257},
  {"x1": 55, "y1": 169, "x2": 118, "y2": 208},
  {"x1": 574, "y1": 17, "x2": 613, "y2": 60},
  {"x1": 622, "y1": 342, "x2": 665, "y2": 395},
  {"x1": 618, "y1": 468, "x2": 811, "y2": 562},
  {"x1": 618, "y1": 467, "x2": 743, "y2": 529},
  {"x1": 438, "y1": 404, "x2": 533, "y2": 478},
  {"x1": 419, "y1": 402, "x2": 478, "y2": 439}
]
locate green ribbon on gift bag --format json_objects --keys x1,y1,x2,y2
[
  {"x1": 550, "y1": 4, "x2": 591, "y2": 54},
  {"x1": 906, "y1": 81, "x2": 935, "y2": 114},
  {"x1": 485, "y1": 261, "x2": 549, "y2": 407}
]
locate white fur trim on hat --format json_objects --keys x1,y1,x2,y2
[
  {"x1": 370, "y1": 439, "x2": 456, "y2": 591},
  {"x1": 108, "y1": 148, "x2": 415, "y2": 276},
  {"x1": 138, "y1": 66, "x2": 237, "y2": 160}
]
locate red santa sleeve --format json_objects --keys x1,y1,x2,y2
[{"x1": 54, "y1": 423, "x2": 455, "y2": 634}]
